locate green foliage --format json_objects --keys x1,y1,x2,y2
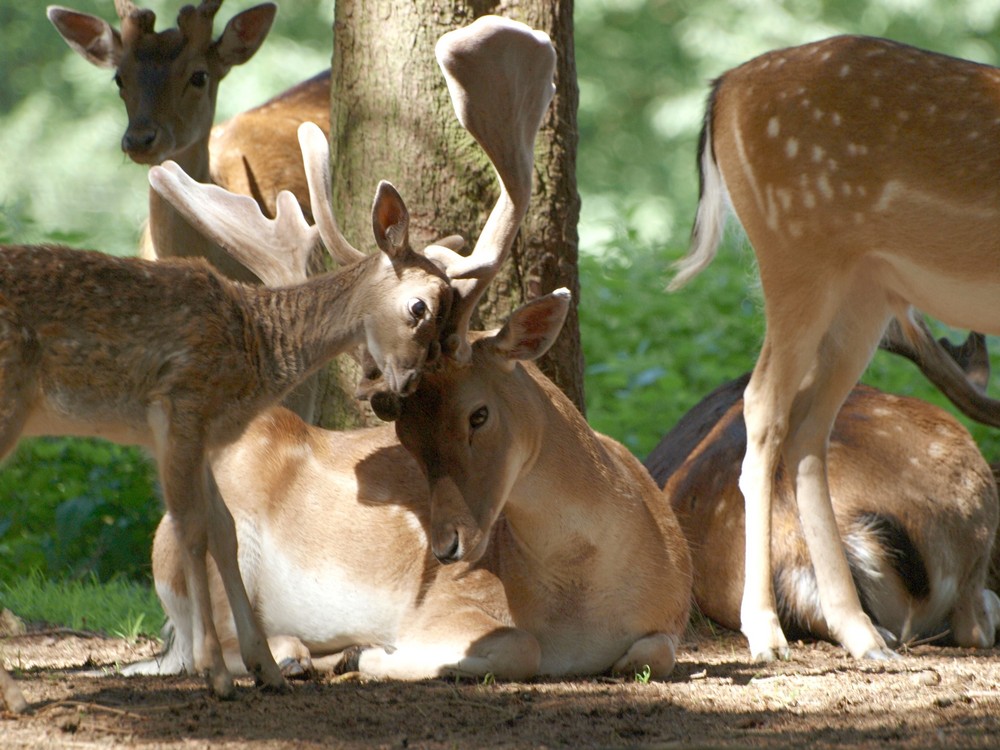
[
  {"x1": 0, "y1": 569, "x2": 163, "y2": 638},
  {"x1": 0, "y1": 438, "x2": 160, "y2": 583}
]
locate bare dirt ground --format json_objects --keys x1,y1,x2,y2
[{"x1": 2, "y1": 620, "x2": 999, "y2": 749}]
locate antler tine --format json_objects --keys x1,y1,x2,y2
[
  {"x1": 881, "y1": 315, "x2": 1000, "y2": 428},
  {"x1": 149, "y1": 161, "x2": 318, "y2": 288},
  {"x1": 433, "y1": 15, "x2": 556, "y2": 361},
  {"x1": 297, "y1": 122, "x2": 366, "y2": 266},
  {"x1": 114, "y1": 0, "x2": 138, "y2": 20},
  {"x1": 178, "y1": 0, "x2": 223, "y2": 47}
]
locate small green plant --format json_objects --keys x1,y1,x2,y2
[
  {"x1": 481, "y1": 672, "x2": 496, "y2": 687},
  {"x1": 634, "y1": 664, "x2": 652, "y2": 684}
]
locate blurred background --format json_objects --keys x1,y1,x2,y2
[{"x1": 1, "y1": 1, "x2": 998, "y2": 593}]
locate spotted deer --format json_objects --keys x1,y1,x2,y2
[
  {"x1": 47, "y1": 1, "x2": 332, "y2": 422},
  {"x1": 125, "y1": 16, "x2": 693, "y2": 684},
  {"x1": 645, "y1": 369, "x2": 1000, "y2": 650},
  {"x1": 669, "y1": 35, "x2": 1000, "y2": 662},
  {"x1": 0, "y1": 123, "x2": 459, "y2": 712}
]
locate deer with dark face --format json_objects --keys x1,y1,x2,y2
[
  {"x1": 669, "y1": 34, "x2": 1000, "y2": 662},
  {"x1": 0, "y1": 124, "x2": 454, "y2": 712}
]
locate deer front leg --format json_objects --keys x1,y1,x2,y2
[{"x1": 203, "y1": 468, "x2": 287, "y2": 691}]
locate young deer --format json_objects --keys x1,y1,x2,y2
[
  {"x1": 47, "y1": 0, "x2": 331, "y2": 282},
  {"x1": 0, "y1": 124, "x2": 455, "y2": 711},
  {"x1": 669, "y1": 35, "x2": 1000, "y2": 662},
  {"x1": 646, "y1": 374, "x2": 1000, "y2": 650},
  {"x1": 126, "y1": 16, "x2": 691, "y2": 683}
]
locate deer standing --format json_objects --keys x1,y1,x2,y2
[
  {"x1": 125, "y1": 15, "x2": 691, "y2": 684},
  {"x1": 646, "y1": 374, "x2": 1000, "y2": 649},
  {"x1": 0, "y1": 123, "x2": 458, "y2": 711},
  {"x1": 47, "y1": 1, "x2": 331, "y2": 421},
  {"x1": 669, "y1": 35, "x2": 1000, "y2": 661}
]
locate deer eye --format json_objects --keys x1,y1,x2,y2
[
  {"x1": 189, "y1": 70, "x2": 209, "y2": 88},
  {"x1": 408, "y1": 298, "x2": 428, "y2": 321},
  {"x1": 469, "y1": 406, "x2": 488, "y2": 430},
  {"x1": 113, "y1": 73, "x2": 123, "y2": 90}
]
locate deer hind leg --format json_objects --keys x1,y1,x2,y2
[
  {"x1": 202, "y1": 468, "x2": 286, "y2": 691},
  {"x1": 779, "y1": 291, "x2": 897, "y2": 660},
  {"x1": 148, "y1": 405, "x2": 235, "y2": 698},
  {"x1": 331, "y1": 608, "x2": 541, "y2": 681}
]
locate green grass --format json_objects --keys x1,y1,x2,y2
[{"x1": 0, "y1": 569, "x2": 163, "y2": 639}]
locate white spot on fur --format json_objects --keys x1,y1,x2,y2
[
  {"x1": 785, "y1": 138, "x2": 799, "y2": 158},
  {"x1": 767, "y1": 116, "x2": 780, "y2": 137}
]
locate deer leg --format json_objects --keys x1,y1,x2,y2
[
  {"x1": 740, "y1": 340, "x2": 802, "y2": 662},
  {"x1": 781, "y1": 295, "x2": 896, "y2": 660},
  {"x1": 202, "y1": 468, "x2": 287, "y2": 691},
  {"x1": 337, "y1": 611, "x2": 541, "y2": 680},
  {"x1": 148, "y1": 405, "x2": 233, "y2": 698}
]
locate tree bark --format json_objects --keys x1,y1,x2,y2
[{"x1": 326, "y1": 0, "x2": 584, "y2": 415}]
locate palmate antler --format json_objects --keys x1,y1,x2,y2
[
  {"x1": 149, "y1": 122, "x2": 361, "y2": 287},
  {"x1": 428, "y1": 16, "x2": 557, "y2": 362}
]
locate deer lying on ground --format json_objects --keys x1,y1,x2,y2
[
  {"x1": 48, "y1": 0, "x2": 332, "y2": 422},
  {"x1": 645, "y1": 373, "x2": 1000, "y2": 649},
  {"x1": 669, "y1": 35, "x2": 1000, "y2": 662},
  {"x1": 0, "y1": 124, "x2": 458, "y2": 712},
  {"x1": 126, "y1": 15, "x2": 691, "y2": 684}
]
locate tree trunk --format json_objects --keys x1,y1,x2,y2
[{"x1": 326, "y1": 0, "x2": 583, "y2": 415}]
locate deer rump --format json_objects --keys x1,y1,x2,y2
[{"x1": 647, "y1": 374, "x2": 1000, "y2": 649}]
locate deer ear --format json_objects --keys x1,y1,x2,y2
[
  {"x1": 488, "y1": 288, "x2": 571, "y2": 364},
  {"x1": 47, "y1": 7, "x2": 123, "y2": 68},
  {"x1": 372, "y1": 181, "x2": 410, "y2": 258},
  {"x1": 214, "y1": 3, "x2": 276, "y2": 69}
]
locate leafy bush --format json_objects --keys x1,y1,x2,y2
[{"x1": 0, "y1": 439, "x2": 160, "y2": 584}]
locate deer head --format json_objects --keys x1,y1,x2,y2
[{"x1": 48, "y1": 1, "x2": 276, "y2": 166}]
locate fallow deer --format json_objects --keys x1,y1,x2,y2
[
  {"x1": 645, "y1": 373, "x2": 1000, "y2": 650},
  {"x1": 47, "y1": 1, "x2": 331, "y2": 281},
  {"x1": 0, "y1": 123, "x2": 456, "y2": 711},
  {"x1": 669, "y1": 35, "x2": 1000, "y2": 662},
  {"x1": 126, "y1": 15, "x2": 692, "y2": 684},
  {"x1": 47, "y1": 0, "x2": 332, "y2": 422}
]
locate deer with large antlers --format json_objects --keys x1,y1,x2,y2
[
  {"x1": 125, "y1": 16, "x2": 692, "y2": 684},
  {"x1": 669, "y1": 34, "x2": 1000, "y2": 662},
  {"x1": 0, "y1": 123, "x2": 460, "y2": 712},
  {"x1": 646, "y1": 372, "x2": 1000, "y2": 650}
]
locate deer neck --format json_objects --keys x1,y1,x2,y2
[
  {"x1": 499, "y1": 370, "x2": 622, "y2": 563},
  {"x1": 245, "y1": 259, "x2": 372, "y2": 400}
]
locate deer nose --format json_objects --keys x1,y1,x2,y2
[
  {"x1": 122, "y1": 126, "x2": 157, "y2": 156},
  {"x1": 433, "y1": 532, "x2": 462, "y2": 565}
]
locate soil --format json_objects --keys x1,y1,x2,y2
[{"x1": 2, "y1": 621, "x2": 999, "y2": 749}]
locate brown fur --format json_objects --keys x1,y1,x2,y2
[
  {"x1": 647, "y1": 375, "x2": 1000, "y2": 648},
  {"x1": 671, "y1": 34, "x2": 1000, "y2": 661},
  {"x1": 137, "y1": 298, "x2": 691, "y2": 682},
  {"x1": 0, "y1": 233, "x2": 449, "y2": 709}
]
